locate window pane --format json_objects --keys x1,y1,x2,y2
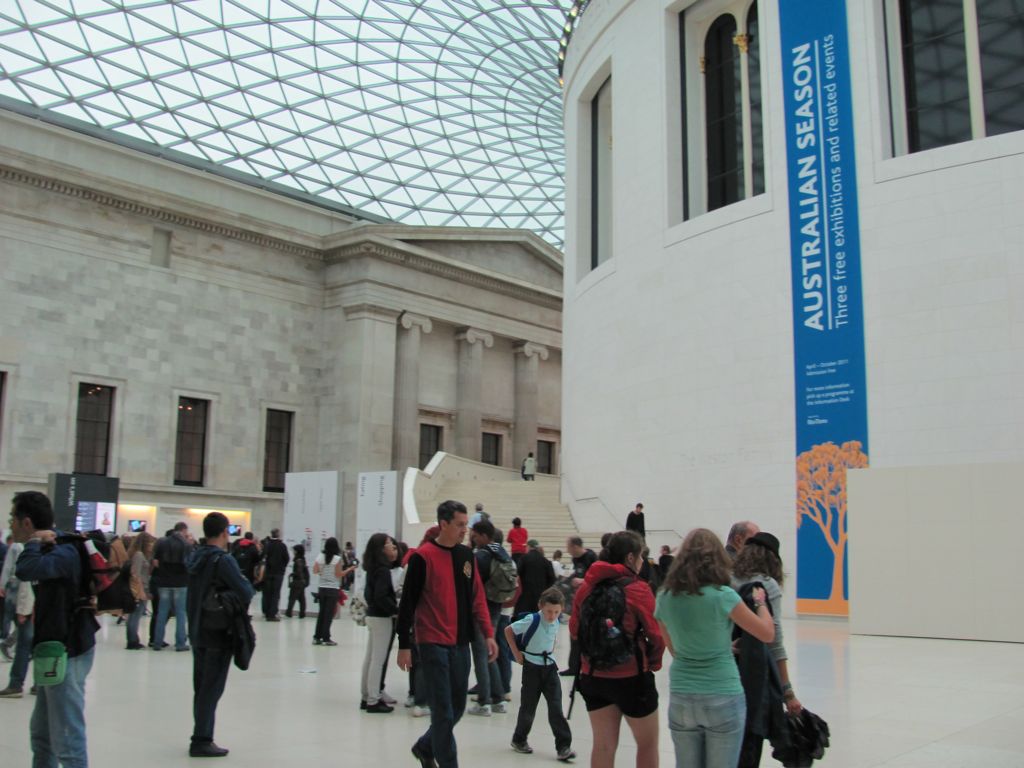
[
  {"x1": 591, "y1": 77, "x2": 613, "y2": 269},
  {"x1": 748, "y1": 3, "x2": 765, "y2": 196},
  {"x1": 263, "y1": 409, "x2": 293, "y2": 492},
  {"x1": 899, "y1": 0, "x2": 972, "y2": 151},
  {"x1": 74, "y1": 383, "x2": 113, "y2": 476},
  {"x1": 705, "y1": 14, "x2": 743, "y2": 210},
  {"x1": 481, "y1": 432, "x2": 501, "y2": 466},
  {"x1": 978, "y1": 0, "x2": 1024, "y2": 136},
  {"x1": 419, "y1": 424, "x2": 442, "y2": 470},
  {"x1": 536, "y1": 440, "x2": 555, "y2": 475},
  {"x1": 174, "y1": 397, "x2": 208, "y2": 486}
]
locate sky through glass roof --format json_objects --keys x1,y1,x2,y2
[{"x1": 0, "y1": 0, "x2": 569, "y2": 247}]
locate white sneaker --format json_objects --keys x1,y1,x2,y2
[
  {"x1": 404, "y1": 695, "x2": 415, "y2": 708},
  {"x1": 491, "y1": 702, "x2": 507, "y2": 714},
  {"x1": 411, "y1": 705, "x2": 430, "y2": 717},
  {"x1": 467, "y1": 702, "x2": 492, "y2": 717}
]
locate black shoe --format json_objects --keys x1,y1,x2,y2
[
  {"x1": 322, "y1": 639, "x2": 337, "y2": 646},
  {"x1": 411, "y1": 742, "x2": 437, "y2": 768},
  {"x1": 558, "y1": 669, "x2": 575, "y2": 677},
  {"x1": 125, "y1": 643, "x2": 144, "y2": 650},
  {"x1": 365, "y1": 701, "x2": 394, "y2": 713},
  {"x1": 284, "y1": 613, "x2": 293, "y2": 618},
  {"x1": 360, "y1": 700, "x2": 367, "y2": 710},
  {"x1": 189, "y1": 742, "x2": 229, "y2": 758},
  {"x1": 468, "y1": 685, "x2": 479, "y2": 695},
  {"x1": 266, "y1": 616, "x2": 281, "y2": 622}
]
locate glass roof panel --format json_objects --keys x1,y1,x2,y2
[{"x1": 0, "y1": 0, "x2": 568, "y2": 247}]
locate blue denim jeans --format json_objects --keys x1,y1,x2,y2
[
  {"x1": 9, "y1": 616, "x2": 34, "y2": 689},
  {"x1": 154, "y1": 587, "x2": 188, "y2": 650},
  {"x1": 496, "y1": 614, "x2": 513, "y2": 694},
  {"x1": 30, "y1": 646, "x2": 95, "y2": 768},
  {"x1": 125, "y1": 600, "x2": 146, "y2": 647},
  {"x1": 414, "y1": 643, "x2": 471, "y2": 768},
  {"x1": 1, "y1": 583, "x2": 17, "y2": 639},
  {"x1": 667, "y1": 692, "x2": 746, "y2": 768},
  {"x1": 470, "y1": 603, "x2": 503, "y2": 704}
]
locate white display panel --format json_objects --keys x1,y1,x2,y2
[
  {"x1": 282, "y1": 471, "x2": 342, "y2": 611},
  {"x1": 354, "y1": 471, "x2": 398, "y2": 595}
]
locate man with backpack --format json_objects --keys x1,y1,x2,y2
[
  {"x1": 467, "y1": 518, "x2": 516, "y2": 716},
  {"x1": 185, "y1": 511, "x2": 256, "y2": 758},
  {"x1": 10, "y1": 490, "x2": 100, "y2": 768}
]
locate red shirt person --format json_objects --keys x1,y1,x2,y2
[{"x1": 507, "y1": 517, "x2": 529, "y2": 564}]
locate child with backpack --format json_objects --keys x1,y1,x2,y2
[{"x1": 505, "y1": 587, "x2": 575, "y2": 762}]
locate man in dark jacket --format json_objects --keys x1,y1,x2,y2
[
  {"x1": 514, "y1": 539, "x2": 555, "y2": 618},
  {"x1": 260, "y1": 529, "x2": 289, "y2": 621},
  {"x1": 467, "y1": 519, "x2": 512, "y2": 714},
  {"x1": 11, "y1": 490, "x2": 99, "y2": 767},
  {"x1": 186, "y1": 512, "x2": 255, "y2": 758},
  {"x1": 153, "y1": 522, "x2": 193, "y2": 651}
]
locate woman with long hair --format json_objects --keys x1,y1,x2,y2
[
  {"x1": 570, "y1": 530, "x2": 666, "y2": 768},
  {"x1": 732, "y1": 532, "x2": 801, "y2": 766},
  {"x1": 654, "y1": 529, "x2": 775, "y2": 768},
  {"x1": 360, "y1": 533, "x2": 399, "y2": 713},
  {"x1": 125, "y1": 532, "x2": 156, "y2": 650},
  {"x1": 313, "y1": 537, "x2": 353, "y2": 646}
]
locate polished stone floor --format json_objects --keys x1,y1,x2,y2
[{"x1": 1, "y1": 613, "x2": 1022, "y2": 766}]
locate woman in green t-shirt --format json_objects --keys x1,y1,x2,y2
[{"x1": 654, "y1": 529, "x2": 774, "y2": 768}]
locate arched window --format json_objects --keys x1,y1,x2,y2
[{"x1": 705, "y1": 14, "x2": 742, "y2": 211}]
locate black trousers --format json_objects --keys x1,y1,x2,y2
[
  {"x1": 192, "y1": 646, "x2": 232, "y2": 744},
  {"x1": 262, "y1": 574, "x2": 284, "y2": 618},
  {"x1": 286, "y1": 585, "x2": 307, "y2": 617},
  {"x1": 314, "y1": 588, "x2": 338, "y2": 641},
  {"x1": 513, "y1": 662, "x2": 572, "y2": 751},
  {"x1": 148, "y1": 589, "x2": 160, "y2": 645}
]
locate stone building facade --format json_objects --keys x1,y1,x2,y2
[{"x1": 0, "y1": 110, "x2": 562, "y2": 538}]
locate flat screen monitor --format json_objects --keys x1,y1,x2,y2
[
  {"x1": 128, "y1": 519, "x2": 147, "y2": 533},
  {"x1": 75, "y1": 501, "x2": 116, "y2": 534},
  {"x1": 227, "y1": 524, "x2": 242, "y2": 536}
]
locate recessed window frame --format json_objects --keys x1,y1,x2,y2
[
  {"x1": 886, "y1": 0, "x2": 1024, "y2": 155},
  {"x1": 419, "y1": 423, "x2": 443, "y2": 470},
  {"x1": 170, "y1": 388, "x2": 218, "y2": 488},
  {"x1": 64, "y1": 373, "x2": 125, "y2": 477},
  {"x1": 481, "y1": 432, "x2": 503, "y2": 466},
  {"x1": 679, "y1": 0, "x2": 766, "y2": 220},
  {"x1": 262, "y1": 407, "x2": 294, "y2": 493}
]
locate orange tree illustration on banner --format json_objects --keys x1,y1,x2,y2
[{"x1": 796, "y1": 440, "x2": 868, "y2": 615}]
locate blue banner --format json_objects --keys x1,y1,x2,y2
[{"x1": 778, "y1": 0, "x2": 868, "y2": 615}]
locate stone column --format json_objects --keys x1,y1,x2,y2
[
  {"x1": 392, "y1": 312, "x2": 433, "y2": 473},
  {"x1": 455, "y1": 327, "x2": 494, "y2": 460},
  {"x1": 338, "y1": 302, "x2": 401, "y2": 536},
  {"x1": 514, "y1": 342, "x2": 549, "y2": 469}
]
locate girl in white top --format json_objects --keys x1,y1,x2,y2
[{"x1": 312, "y1": 537, "x2": 353, "y2": 646}]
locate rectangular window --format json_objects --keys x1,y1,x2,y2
[
  {"x1": 536, "y1": 440, "x2": 556, "y2": 475},
  {"x1": 419, "y1": 424, "x2": 442, "y2": 470},
  {"x1": 74, "y1": 383, "x2": 114, "y2": 476},
  {"x1": 263, "y1": 409, "x2": 293, "y2": 492},
  {"x1": 591, "y1": 76, "x2": 613, "y2": 270},
  {"x1": 977, "y1": 0, "x2": 1024, "y2": 137},
  {"x1": 174, "y1": 397, "x2": 208, "y2": 486},
  {"x1": 481, "y1": 432, "x2": 502, "y2": 466}
]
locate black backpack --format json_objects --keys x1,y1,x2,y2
[{"x1": 576, "y1": 575, "x2": 637, "y2": 670}]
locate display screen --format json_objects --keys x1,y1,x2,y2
[
  {"x1": 76, "y1": 501, "x2": 116, "y2": 533},
  {"x1": 227, "y1": 524, "x2": 242, "y2": 536},
  {"x1": 128, "y1": 519, "x2": 147, "y2": 533}
]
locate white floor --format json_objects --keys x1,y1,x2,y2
[{"x1": 1, "y1": 613, "x2": 1023, "y2": 766}]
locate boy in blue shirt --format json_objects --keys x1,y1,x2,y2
[{"x1": 505, "y1": 588, "x2": 575, "y2": 762}]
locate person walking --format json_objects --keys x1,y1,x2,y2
[
  {"x1": 11, "y1": 491, "x2": 101, "y2": 767},
  {"x1": 312, "y1": 538, "x2": 352, "y2": 646},
  {"x1": 260, "y1": 529, "x2": 289, "y2": 621},
  {"x1": 125, "y1": 532, "x2": 155, "y2": 650},
  {"x1": 0, "y1": 541, "x2": 33, "y2": 698},
  {"x1": 654, "y1": 528, "x2": 775, "y2": 768},
  {"x1": 152, "y1": 522, "x2": 193, "y2": 652},
  {"x1": 361, "y1": 533, "x2": 399, "y2": 713},
  {"x1": 185, "y1": 511, "x2": 256, "y2": 757},
  {"x1": 522, "y1": 452, "x2": 537, "y2": 481},
  {"x1": 285, "y1": 544, "x2": 309, "y2": 619},
  {"x1": 397, "y1": 500, "x2": 498, "y2": 768},
  {"x1": 626, "y1": 503, "x2": 646, "y2": 540},
  {"x1": 507, "y1": 518, "x2": 529, "y2": 566},
  {"x1": 571, "y1": 531, "x2": 666, "y2": 768}
]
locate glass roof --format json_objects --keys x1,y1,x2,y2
[{"x1": 0, "y1": 1, "x2": 569, "y2": 247}]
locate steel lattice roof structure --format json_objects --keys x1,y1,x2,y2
[{"x1": 0, "y1": 1, "x2": 570, "y2": 247}]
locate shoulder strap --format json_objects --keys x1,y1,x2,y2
[{"x1": 522, "y1": 612, "x2": 542, "y2": 647}]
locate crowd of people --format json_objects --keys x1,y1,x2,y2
[{"x1": 0, "y1": 492, "x2": 803, "y2": 768}]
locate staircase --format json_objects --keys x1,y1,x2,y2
[{"x1": 405, "y1": 454, "x2": 605, "y2": 559}]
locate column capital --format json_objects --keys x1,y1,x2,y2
[
  {"x1": 455, "y1": 327, "x2": 494, "y2": 348},
  {"x1": 399, "y1": 311, "x2": 433, "y2": 333},
  {"x1": 514, "y1": 342, "x2": 549, "y2": 361},
  {"x1": 342, "y1": 302, "x2": 402, "y2": 323}
]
